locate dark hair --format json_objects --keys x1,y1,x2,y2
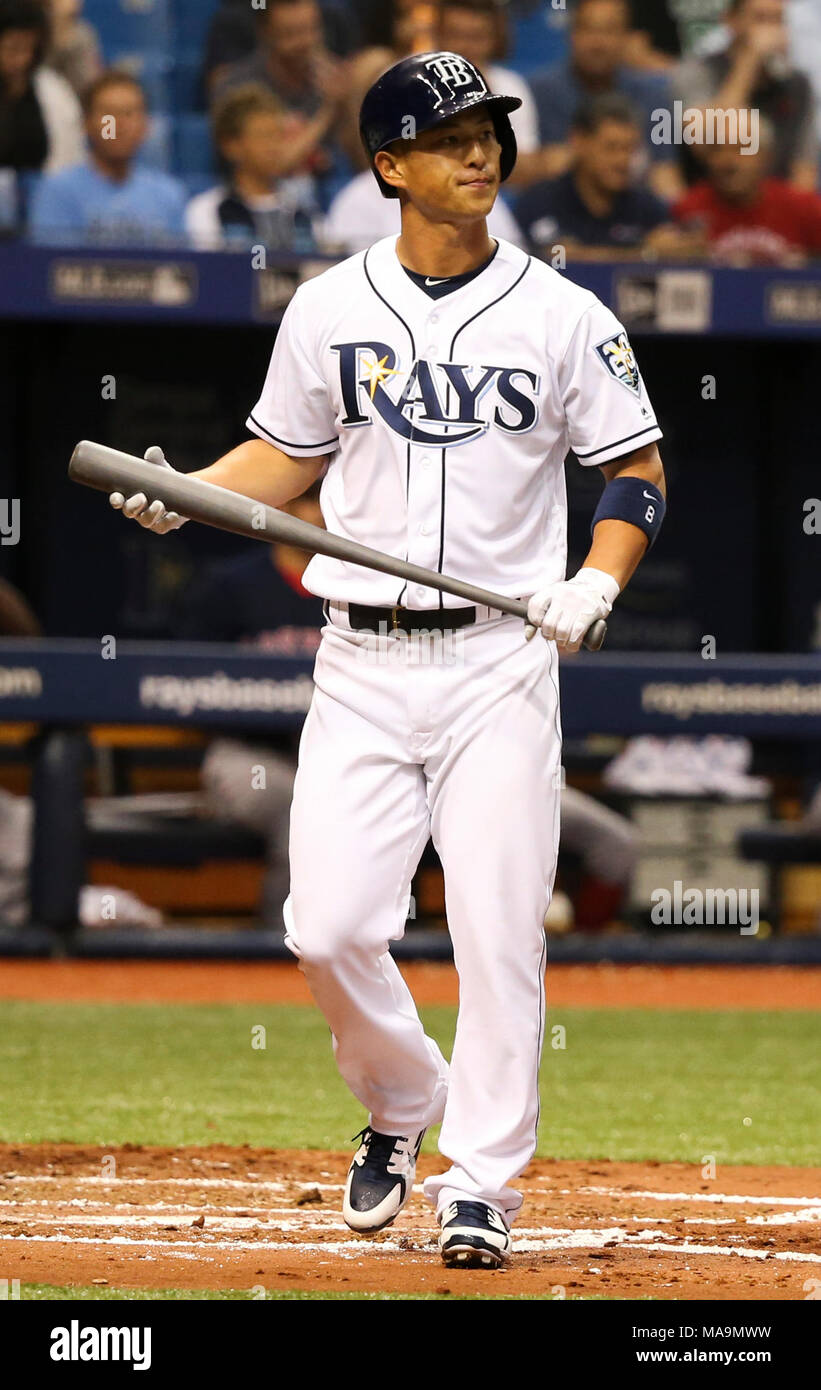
[
  {"x1": 572, "y1": 92, "x2": 641, "y2": 135},
  {"x1": 81, "y1": 68, "x2": 147, "y2": 117},
  {"x1": 437, "y1": 0, "x2": 508, "y2": 61},
  {"x1": 0, "y1": 0, "x2": 48, "y2": 66},
  {"x1": 213, "y1": 83, "x2": 284, "y2": 146}
]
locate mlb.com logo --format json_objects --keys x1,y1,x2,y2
[{"x1": 421, "y1": 54, "x2": 486, "y2": 108}]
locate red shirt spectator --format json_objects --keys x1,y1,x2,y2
[{"x1": 674, "y1": 134, "x2": 821, "y2": 264}]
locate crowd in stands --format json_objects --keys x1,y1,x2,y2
[{"x1": 1, "y1": 0, "x2": 821, "y2": 264}]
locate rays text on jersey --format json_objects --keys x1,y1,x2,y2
[{"x1": 331, "y1": 342, "x2": 540, "y2": 446}]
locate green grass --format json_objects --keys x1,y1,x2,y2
[{"x1": 0, "y1": 1001, "x2": 819, "y2": 1165}]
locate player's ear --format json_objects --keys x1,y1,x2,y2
[{"x1": 374, "y1": 147, "x2": 407, "y2": 196}]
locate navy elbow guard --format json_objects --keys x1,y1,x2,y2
[{"x1": 590, "y1": 476, "x2": 666, "y2": 546}]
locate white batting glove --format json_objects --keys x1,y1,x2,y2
[
  {"x1": 525, "y1": 567, "x2": 620, "y2": 651},
  {"x1": 109, "y1": 445, "x2": 188, "y2": 534}
]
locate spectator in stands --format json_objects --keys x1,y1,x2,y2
[
  {"x1": 210, "y1": 0, "x2": 350, "y2": 202},
  {"x1": 674, "y1": 0, "x2": 818, "y2": 190},
  {"x1": 0, "y1": 575, "x2": 40, "y2": 635},
  {"x1": 673, "y1": 111, "x2": 821, "y2": 262},
  {"x1": 29, "y1": 70, "x2": 186, "y2": 244},
  {"x1": 0, "y1": 0, "x2": 84, "y2": 185},
  {"x1": 335, "y1": 44, "x2": 397, "y2": 174},
  {"x1": 174, "y1": 482, "x2": 326, "y2": 930},
  {"x1": 787, "y1": 0, "x2": 821, "y2": 144},
  {"x1": 515, "y1": 93, "x2": 676, "y2": 260},
  {"x1": 625, "y1": 0, "x2": 728, "y2": 72},
  {"x1": 211, "y1": 0, "x2": 348, "y2": 130},
  {"x1": 203, "y1": 0, "x2": 355, "y2": 99},
  {"x1": 435, "y1": 0, "x2": 540, "y2": 158},
  {"x1": 185, "y1": 84, "x2": 318, "y2": 251},
  {"x1": 528, "y1": 0, "x2": 682, "y2": 199},
  {"x1": 43, "y1": 0, "x2": 101, "y2": 98}
]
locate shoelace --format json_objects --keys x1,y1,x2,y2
[
  {"x1": 350, "y1": 1128, "x2": 407, "y2": 1175},
  {"x1": 445, "y1": 1200, "x2": 507, "y2": 1229}
]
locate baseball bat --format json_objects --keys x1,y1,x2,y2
[{"x1": 68, "y1": 440, "x2": 607, "y2": 651}]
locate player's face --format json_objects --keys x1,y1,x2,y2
[
  {"x1": 382, "y1": 107, "x2": 501, "y2": 221},
  {"x1": 86, "y1": 84, "x2": 148, "y2": 163},
  {"x1": 571, "y1": 0, "x2": 629, "y2": 80},
  {"x1": 437, "y1": 9, "x2": 497, "y2": 67},
  {"x1": 576, "y1": 119, "x2": 639, "y2": 193}
]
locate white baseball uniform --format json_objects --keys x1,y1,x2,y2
[{"x1": 248, "y1": 235, "x2": 661, "y2": 1222}]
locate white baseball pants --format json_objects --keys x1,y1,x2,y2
[{"x1": 283, "y1": 611, "x2": 561, "y2": 1222}]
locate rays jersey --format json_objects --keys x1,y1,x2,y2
[{"x1": 247, "y1": 235, "x2": 662, "y2": 609}]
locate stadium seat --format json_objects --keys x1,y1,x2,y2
[
  {"x1": 174, "y1": 0, "x2": 221, "y2": 48},
  {"x1": 509, "y1": 6, "x2": 570, "y2": 76},
  {"x1": 137, "y1": 115, "x2": 172, "y2": 172},
  {"x1": 83, "y1": 0, "x2": 171, "y2": 60},
  {"x1": 172, "y1": 114, "x2": 217, "y2": 178},
  {"x1": 171, "y1": 56, "x2": 205, "y2": 114},
  {"x1": 111, "y1": 51, "x2": 173, "y2": 114}
]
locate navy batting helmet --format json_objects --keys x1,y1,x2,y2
[{"x1": 359, "y1": 51, "x2": 521, "y2": 199}]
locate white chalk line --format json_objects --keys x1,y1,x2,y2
[
  {"x1": 5, "y1": 1177, "x2": 820, "y2": 1209},
  {"x1": 0, "y1": 1175, "x2": 343, "y2": 1193},
  {"x1": 577, "y1": 1187, "x2": 821, "y2": 1206},
  {"x1": 3, "y1": 1204, "x2": 818, "y2": 1236},
  {"x1": 3, "y1": 1229, "x2": 821, "y2": 1265},
  {"x1": 628, "y1": 1241, "x2": 821, "y2": 1265}
]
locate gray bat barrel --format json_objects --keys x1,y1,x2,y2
[{"x1": 69, "y1": 440, "x2": 607, "y2": 651}]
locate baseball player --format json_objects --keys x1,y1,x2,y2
[{"x1": 110, "y1": 52, "x2": 666, "y2": 1269}]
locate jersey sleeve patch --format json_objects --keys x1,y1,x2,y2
[{"x1": 594, "y1": 331, "x2": 641, "y2": 395}]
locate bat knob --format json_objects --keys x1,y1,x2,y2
[{"x1": 583, "y1": 619, "x2": 607, "y2": 652}]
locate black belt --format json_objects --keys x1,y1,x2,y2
[{"x1": 346, "y1": 602, "x2": 477, "y2": 634}]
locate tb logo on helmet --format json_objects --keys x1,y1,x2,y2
[{"x1": 420, "y1": 54, "x2": 487, "y2": 109}]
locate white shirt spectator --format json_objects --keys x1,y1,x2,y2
[
  {"x1": 324, "y1": 170, "x2": 524, "y2": 254},
  {"x1": 185, "y1": 176, "x2": 317, "y2": 249},
  {"x1": 487, "y1": 63, "x2": 539, "y2": 155},
  {"x1": 32, "y1": 66, "x2": 84, "y2": 172}
]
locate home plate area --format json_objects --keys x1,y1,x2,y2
[{"x1": 1, "y1": 1146, "x2": 819, "y2": 1298}]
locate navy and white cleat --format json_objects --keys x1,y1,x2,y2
[
  {"x1": 439, "y1": 1200, "x2": 511, "y2": 1268},
  {"x1": 342, "y1": 1127, "x2": 426, "y2": 1233}
]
